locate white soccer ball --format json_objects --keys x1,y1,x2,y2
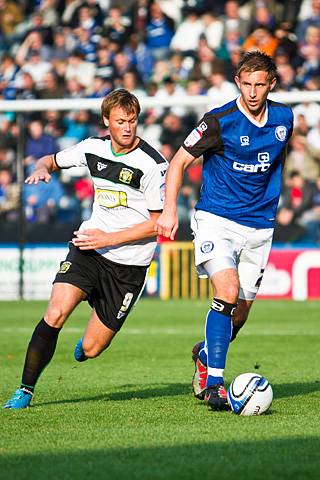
[{"x1": 227, "y1": 373, "x2": 273, "y2": 416}]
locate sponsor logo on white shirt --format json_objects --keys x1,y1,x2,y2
[{"x1": 97, "y1": 162, "x2": 108, "y2": 171}]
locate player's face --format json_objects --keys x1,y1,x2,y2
[
  {"x1": 235, "y1": 70, "x2": 276, "y2": 119},
  {"x1": 105, "y1": 107, "x2": 139, "y2": 153}
]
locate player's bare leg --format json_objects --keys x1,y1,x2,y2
[
  {"x1": 231, "y1": 299, "x2": 254, "y2": 341},
  {"x1": 74, "y1": 309, "x2": 117, "y2": 362},
  {"x1": 3, "y1": 283, "x2": 87, "y2": 409}
]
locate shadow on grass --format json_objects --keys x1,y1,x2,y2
[
  {"x1": 1, "y1": 437, "x2": 319, "y2": 480},
  {"x1": 35, "y1": 382, "x2": 191, "y2": 407},
  {"x1": 33, "y1": 380, "x2": 320, "y2": 408}
]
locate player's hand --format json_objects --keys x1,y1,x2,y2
[
  {"x1": 25, "y1": 168, "x2": 51, "y2": 184},
  {"x1": 72, "y1": 229, "x2": 113, "y2": 250},
  {"x1": 155, "y1": 210, "x2": 178, "y2": 240}
]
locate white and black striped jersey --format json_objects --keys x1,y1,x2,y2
[{"x1": 55, "y1": 136, "x2": 168, "y2": 266}]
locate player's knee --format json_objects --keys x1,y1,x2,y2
[
  {"x1": 217, "y1": 285, "x2": 239, "y2": 304},
  {"x1": 44, "y1": 306, "x2": 68, "y2": 328},
  {"x1": 83, "y1": 339, "x2": 111, "y2": 358}
]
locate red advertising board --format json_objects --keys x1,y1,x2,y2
[{"x1": 258, "y1": 249, "x2": 320, "y2": 300}]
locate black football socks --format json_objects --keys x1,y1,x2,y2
[{"x1": 20, "y1": 318, "x2": 62, "y2": 393}]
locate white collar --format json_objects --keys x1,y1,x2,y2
[{"x1": 236, "y1": 96, "x2": 268, "y2": 128}]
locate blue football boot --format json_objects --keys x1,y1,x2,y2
[
  {"x1": 74, "y1": 337, "x2": 88, "y2": 362},
  {"x1": 3, "y1": 388, "x2": 33, "y2": 409}
]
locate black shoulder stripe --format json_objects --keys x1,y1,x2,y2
[
  {"x1": 210, "y1": 104, "x2": 238, "y2": 120},
  {"x1": 139, "y1": 139, "x2": 167, "y2": 164},
  {"x1": 89, "y1": 135, "x2": 110, "y2": 141},
  {"x1": 268, "y1": 100, "x2": 291, "y2": 109}
]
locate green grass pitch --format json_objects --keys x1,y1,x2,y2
[{"x1": 0, "y1": 299, "x2": 319, "y2": 480}]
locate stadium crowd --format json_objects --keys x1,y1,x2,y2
[{"x1": 0, "y1": 0, "x2": 320, "y2": 243}]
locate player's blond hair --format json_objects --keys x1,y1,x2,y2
[
  {"x1": 101, "y1": 89, "x2": 141, "y2": 120},
  {"x1": 236, "y1": 51, "x2": 277, "y2": 81}
]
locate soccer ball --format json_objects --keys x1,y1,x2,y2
[{"x1": 227, "y1": 373, "x2": 273, "y2": 416}]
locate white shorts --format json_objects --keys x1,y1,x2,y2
[{"x1": 191, "y1": 210, "x2": 274, "y2": 300}]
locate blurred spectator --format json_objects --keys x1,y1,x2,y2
[
  {"x1": 50, "y1": 27, "x2": 74, "y2": 63},
  {"x1": 202, "y1": 11, "x2": 224, "y2": 50},
  {"x1": 59, "y1": 110, "x2": 91, "y2": 149},
  {"x1": 144, "y1": 2, "x2": 175, "y2": 60},
  {"x1": 293, "y1": 101, "x2": 320, "y2": 128},
  {"x1": 277, "y1": 62, "x2": 300, "y2": 91},
  {"x1": 87, "y1": 75, "x2": 112, "y2": 98},
  {"x1": 23, "y1": 171, "x2": 66, "y2": 223},
  {"x1": 216, "y1": 25, "x2": 244, "y2": 62},
  {"x1": 275, "y1": 170, "x2": 316, "y2": 242},
  {"x1": 307, "y1": 118, "x2": 320, "y2": 150},
  {"x1": 123, "y1": 33, "x2": 154, "y2": 84},
  {"x1": 296, "y1": 0, "x2": 320, "y2": 42},
  {"x1": 249, "y1": 5, "x2": 277, "y2": 32},
  {"x1": 168, "y1": 51, "x2": 189, "y2": 82},
  {"x1": 17, "y1": 49, "x2": 52, "y2": 90},
  {"x1": 274, "y1": 23, "x2": 300, "y2": 67},
  {"x1": 25, "y1": 120, "x2": 59, "y2": 170},
  {"x1": 95, "y1": 43, "x2": 115, "y2": 82},
  {"x1": 206, "y1": 68, "x2": 238, "y2": 105},
  {"x1": 73, "y1": 26, "x2": 97, "y2": 63},
  {"x1": 154, "y1": 75, "x2": 187, "y2": 119},
  {"x1": 0, "y1": 0, "x2": 24, "y2": 40},
  {"x1": 285, "y1": 134, "x2": 320, "y2": 181},
  {"x1": 38, "y1": 71, "x2": 65, "y2": 98},
  {"x1": 0, "y1": 53, "x2": 19, "y2": 99},
  {"x1": 112, "y1": 51, "x2": 137, "y2": 85},
  {"x1": 103, "y1": 6, "x2": 132, "y2": 47},
  {"x1": 159, "y1": 112, "x2": 189, "y2": 152},
  {"x1": 64, "y1": 77, "x2": 86, "y2": 98},
  {"x1": 221, "y1": 0, "x2": 249, "y2": 39},
  {"x1": 195, "y1": 34, "x2": 216, "y2": 78},
  {"x1": 74, "y1": 176, "x2": 94, "y2": 221},
  {"x1": 15, "y1": 30, "x2": 52, "y2": 66},
  {"x1": 170, "y1": 8, "x2": 204, "y2": 54},
  {"x1": 64, "y1": 50, "x2": 96, "y2": 89},
  {"x1": 243, "y1": 26, "x2": 279, "y2": 57},
  {"x1": 296, "y1": 25, "x2": 320, "y2": 86},
  {"x1": 0, "y1": 168, "x2": 19, "y2": 221}
]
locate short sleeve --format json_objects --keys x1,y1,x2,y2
[
  {"x1": 142, "y1": 162, "x2": 168, "y2": 211},
  {"x1": 182, "y1": 113, "x2": 222, "y2": 159},
  {"x1": 55, "y1": 140, "x2": 88, "y2": 169}
]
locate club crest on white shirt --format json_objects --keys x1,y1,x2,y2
[
  {"x1": 275, "y1": 126, "x2": 287, "y2": 142},
  {"x1": 119, "y1": 168, "x2": 133, "y2": 184},
  {"x1": 200, "y1": 241, "x2": 214, "y2": 253}
]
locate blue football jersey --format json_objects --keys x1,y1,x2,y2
[{"x1": 182, "y1": 97, "x2": 294, "y2": 228}]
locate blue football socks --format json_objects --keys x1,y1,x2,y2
[{"x1": 205, "y1": 299, "x2": 236, "y2": 387}]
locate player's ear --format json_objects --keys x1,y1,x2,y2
[
  {"x1": 103, "y1": 116, "x2": 109, "y2": 127},
  {"x1": 234, "y1": 75, "x2": 240, "y2": 89},
  {"x1": 270, "y1": 77, "x2": 277, "y2": 91}
]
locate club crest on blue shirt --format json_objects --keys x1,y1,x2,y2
[
  {"x1": 275, "y1": 126, "x2": 287, "y2": 142},
  {"x1": 200, "y1": 241, "x2": 214, "y2": 253}
]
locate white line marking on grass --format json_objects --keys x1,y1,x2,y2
[{"x1": 1, "y1": 327, "x2": 319, "y2": 336}]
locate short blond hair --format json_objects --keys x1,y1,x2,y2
[{"x1": 101, "y1": 89, "x2": 141, "y2": 120}]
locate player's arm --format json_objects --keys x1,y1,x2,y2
[
  {"x1": 25, "y1": 154, "x2": 60, "y2": 185},
  {"x1": 72, "y1": 211, "x2": 162, "y2": 250},
  {"x1": 155, "y1": 147, "x2": 196, "y2": 240}
]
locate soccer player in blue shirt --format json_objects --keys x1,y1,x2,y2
[{"x1": 156, "y1": 51, "x2": 294, "y2": 410}]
